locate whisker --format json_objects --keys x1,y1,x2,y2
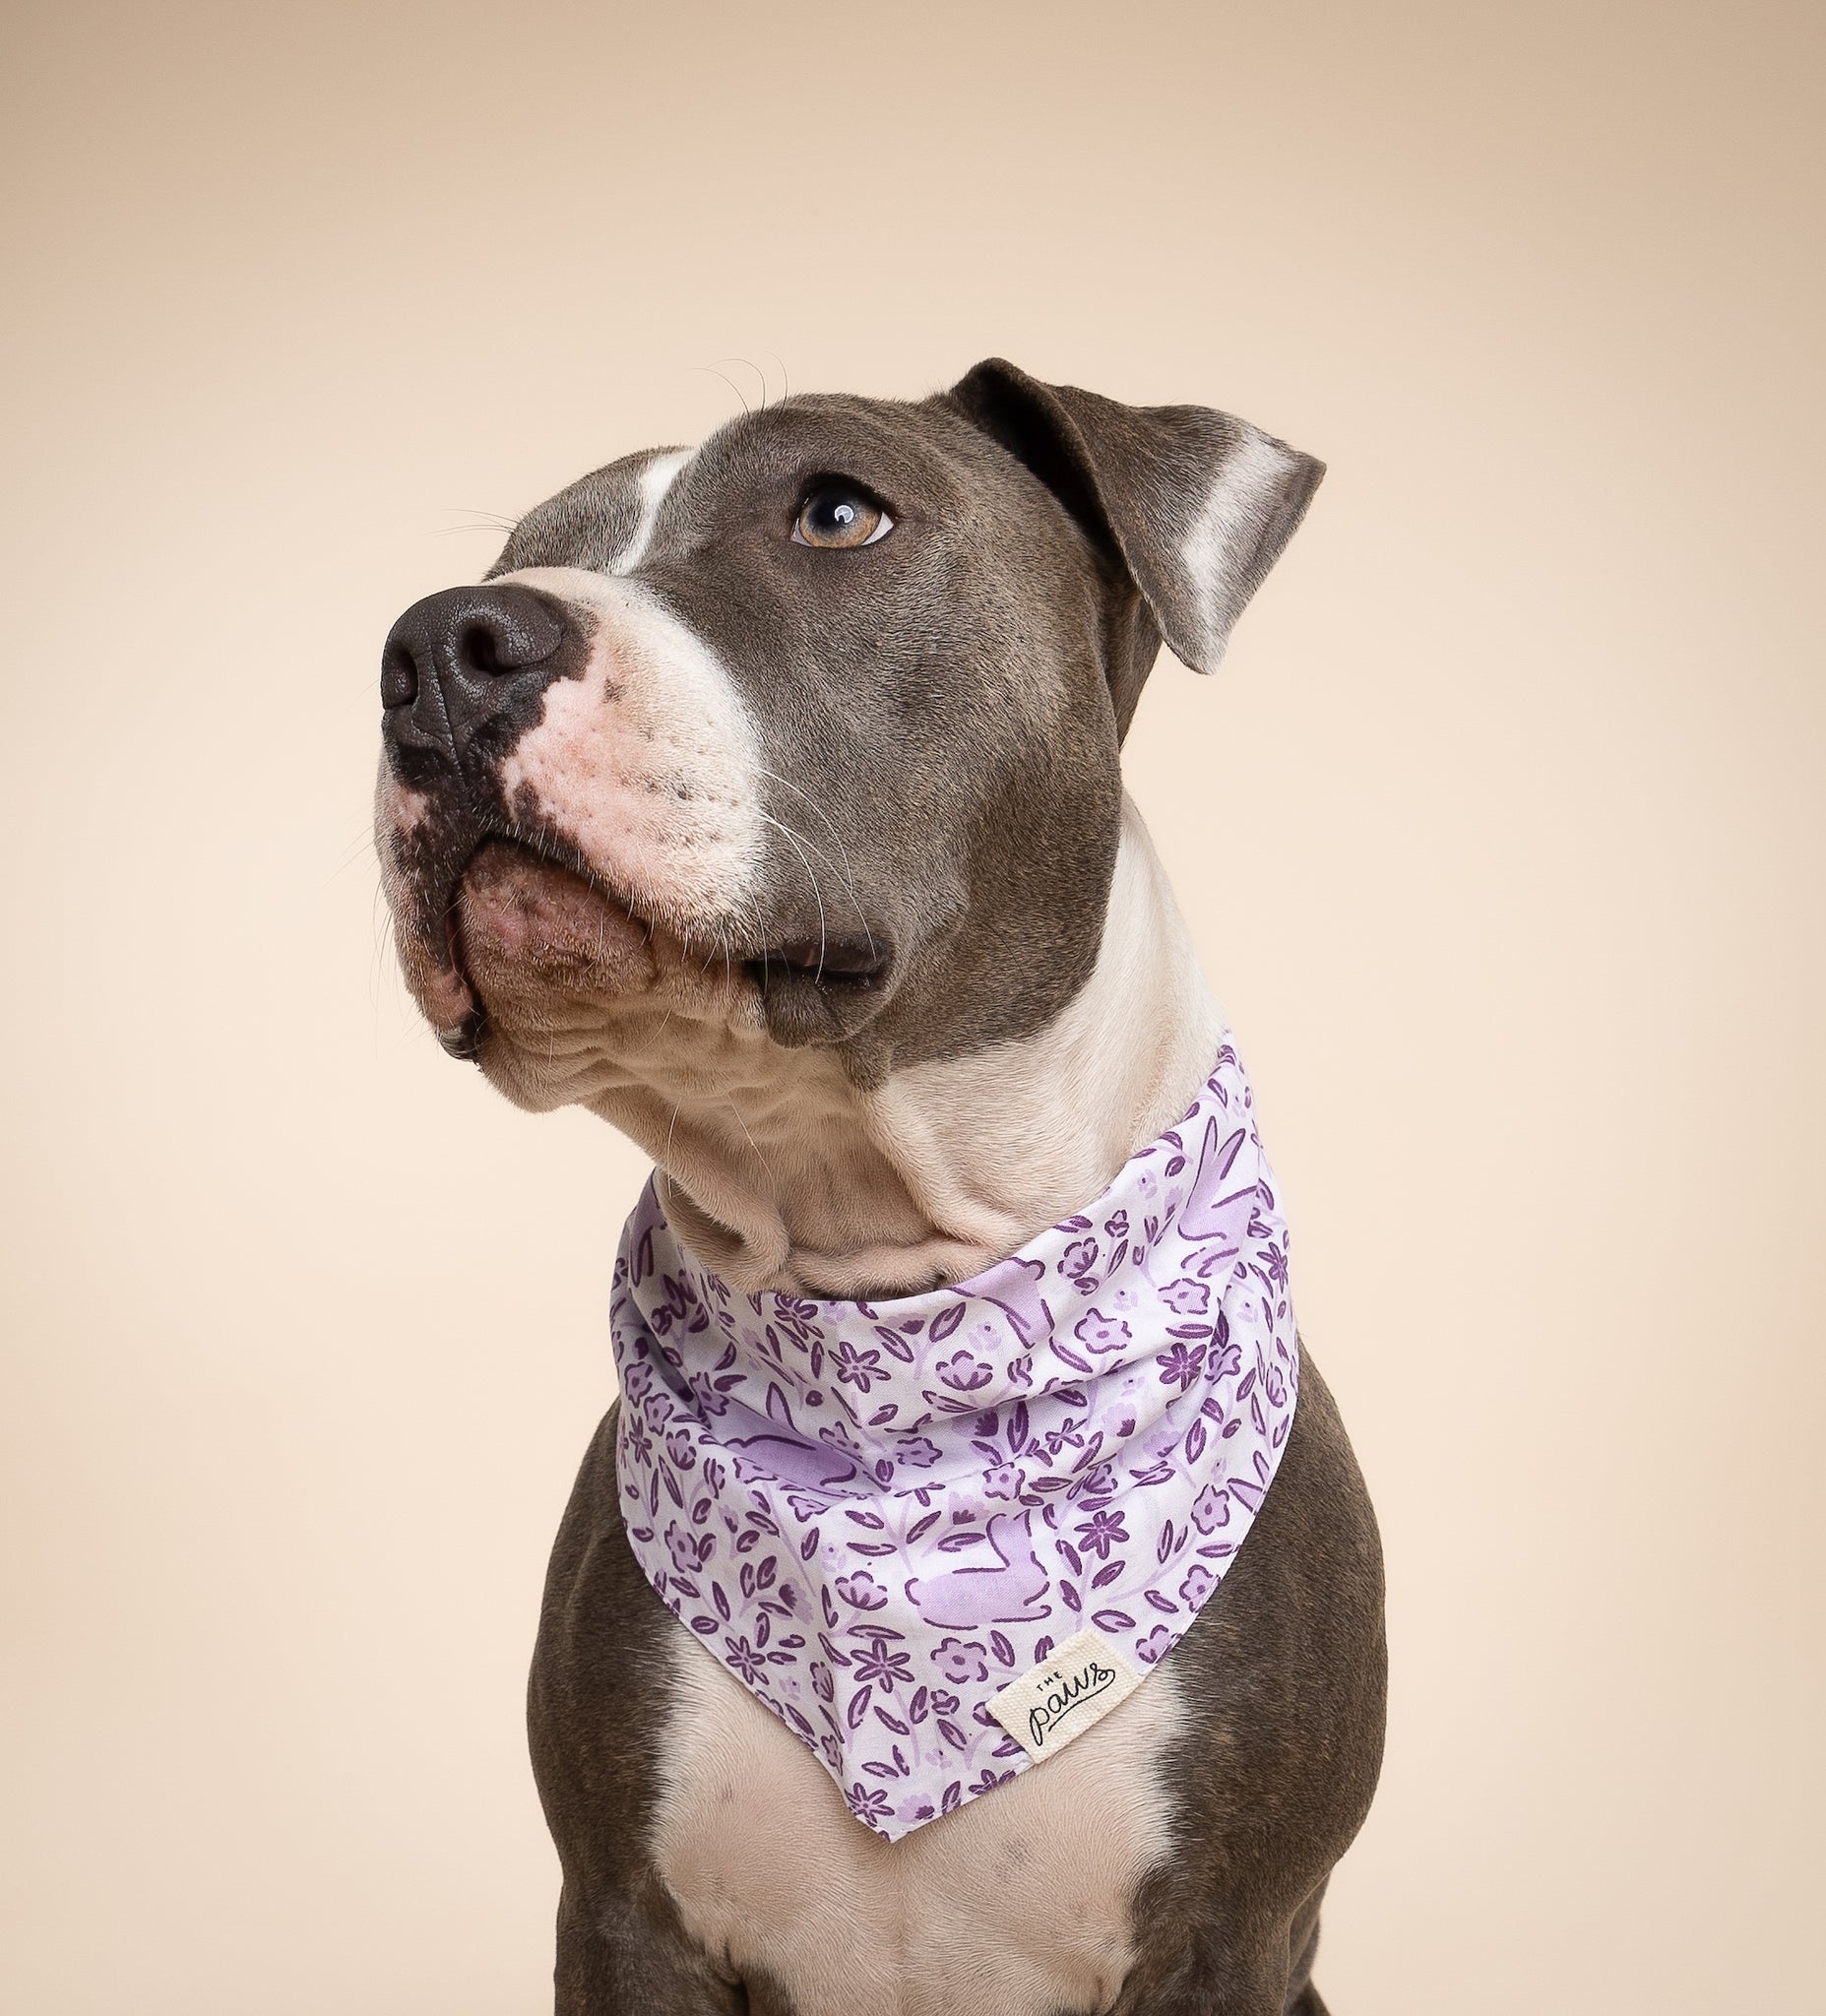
[
  {"x1": 712, "y1": 356, "x2": 769, "y2": 412},
  {"x1": 755, "y1": 810, "x2": 828, "y2": 980},
  {"x1": 723, "y1": 1096, "x2": 778, "y2": 1196},
  {"x1": 750, "y1": 764, "x2": 877, "y2": 958},
  {"x1": 690, "y1": 363, "x2": 751, "y2": 417},
  {"x1": 328, "y1": 825, "x2": 380, "y2": 881}
]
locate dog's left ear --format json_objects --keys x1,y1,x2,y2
[{"x1": 949, "y1": 356, "x2": 1324, "y2": 729}]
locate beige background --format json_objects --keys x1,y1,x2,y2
[{"x1": 4, "y1": 2, "x2": 1822, "y2": 2009}]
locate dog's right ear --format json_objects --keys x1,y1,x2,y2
[{"x1": 948, "y1": 357, "x2": 1324, "y2": 734}]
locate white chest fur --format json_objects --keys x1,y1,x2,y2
[{"x1": 651, "y1": 1633, "x2": 1182, "y2": 2016}]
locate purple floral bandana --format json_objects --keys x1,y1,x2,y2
[{"x1": 610, "y1": 1038, "x2": 1298, "y2": 1841}]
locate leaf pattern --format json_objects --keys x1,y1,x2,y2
[{"x1": 611, "y1": 1040, "x2": 1297, "y2": 1841}]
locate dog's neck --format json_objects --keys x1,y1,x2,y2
[{"x1": 609, "y1": 798, "x2": 1222, "y2": 1299}]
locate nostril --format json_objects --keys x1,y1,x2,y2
[
  {"x1": 456, "y1": 605, "x2": 563, "y2": 678},
  {"x1": 456, "y1": 617, "x2": 506, "y2": 678},
  {"x1": 380, "y1": 644, "x2": 418, "y2": 708}
]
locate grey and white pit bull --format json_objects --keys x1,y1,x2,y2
[{"x1": 375, "y1": 358, "x2": 1385, "y2": 2015}]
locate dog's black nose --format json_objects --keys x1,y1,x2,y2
[{"x1": 380, "y1": 585, "x2": 566, "y2": 765}]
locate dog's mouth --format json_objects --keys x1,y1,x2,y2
[{"x1": 424, "y1": 836, "x2": 893, "y2": 1062}]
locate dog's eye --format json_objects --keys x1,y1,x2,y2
[{"x1": 792, "y1": 485, "x2": 893, "y2": 549}]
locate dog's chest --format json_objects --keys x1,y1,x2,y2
[{"x1": 651, "y1": 1636, "x2": 1182, "y2": 2015}]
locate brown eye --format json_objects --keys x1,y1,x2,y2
[{"x1": 792, "y1": 484, "x2": 893, "y2": 549}]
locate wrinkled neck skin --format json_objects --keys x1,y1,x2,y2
[{"x1": 620, "y1": 797, "x2": 1221, "y2": 1299}]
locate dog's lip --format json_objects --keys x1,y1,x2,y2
[
  {"x1": 451, "y1": 826, "x2": 632, "y2": 923},
  {"x1": 745, "y1": 934, "x2": 892, "y2": 990},
  {"x1": 432, "y1": 835, "x2": 649, "y2": 1061},
  {"x1": 450, "y1": 832, "x2": 893, "y2": 987},
  {"x1": 422, "y1": 834, "x2": 895, "y2": 1057}
]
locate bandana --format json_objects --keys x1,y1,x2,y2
[{"x1": 610, "y1": 1037, "x2": 1297, "y2": 1841}]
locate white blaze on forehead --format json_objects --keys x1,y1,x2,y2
[
  {"x1": 1178, "y1": 428, "x2": 1299, "y2": 671},
  {"x1": 611, "y1": 447, "x2": 695, "y2": 576},
  {"x1": 492, "y1": 566, "x2": 761, "y2": 928}
]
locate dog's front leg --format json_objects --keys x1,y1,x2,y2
[
  {"x1": 552, "y1": 1881, "x2": 746, "y2": 2015},
  {"x1": 1111, "y1": 1915, "x2": 1324, "y2": 2016},
  {"x1": 534, "y1": 1407, "x2": 738, "y2": 2014}
]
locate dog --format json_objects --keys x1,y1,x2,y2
[{"x1": 375, "y1": 357, "x2": 1386, "y2": 2015}]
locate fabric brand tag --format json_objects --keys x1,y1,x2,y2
[{"x1": 988, "y1": 1627, "x2": 1142, "y2": 1762}]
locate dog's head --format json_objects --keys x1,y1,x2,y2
[{"x1": 376, "y1": 359, "x2": 1318, "y2": 1244}]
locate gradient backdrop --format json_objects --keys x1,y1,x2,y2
[{"x1": 4, "y1": 3, "x2": 1822, "y2": 2010}]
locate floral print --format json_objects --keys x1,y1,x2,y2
[
  {"x1": 934, "y1": 1637, "x2": 991, "y2": 1683},
  {"x1": 1073, "y1": 1309, "x2": 1132, "y2": 1354},
  {"x1": 611, "y1": 1039, "x2": 1297, "y2": 1842},
  {"x1": 934, "y1": 1350, "x2": 994, "y2": 1393},
  {"x1": 835, "y1": 1570, "x2": 889, "y2": 1611},
  {"x1": 832, "y1": 1340, "x2": 887, "y2": 1392}
]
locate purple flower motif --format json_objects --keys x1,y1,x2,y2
[
  {"x1": 1073, "y1": 1308, "x2": 1132, "y2": 1354},
  {"x1": 1208, "y1": 1338, "x2": 1243, "y2": 1383},
  {"x1": 847, "y1": 1782, "x2": 892, "y2": 1823},
  {"x1": 835, "y1": 1570, "x2": 888, "y2": 1611},
  {"x1": 1135, "y1": 1625, "x2": 1175, "y2": 1665},
  {"x1": 982, "y1": 1464, "x2": 1027, "y2": 1501},
  {"x1": 833, "y1": 1340, "x2": 887, "y2": 1393},
  {"x1": 665, "y1": 1522, "x2": 712, "y2": 1574},
  {"x1": 1160, "y1": 1277, "x2": 1210, "y2": 1315},
  {"x1": 929, "y1": 1688, "x2": 961, "y2": 1717},
  {"x1": 1155, "y1": 1341, "x2": 1206, "y2": 1391},
  {"x1": 1179, "y1": 1563, "x2": 1215, "y2": 1606},
  {"x1": 893, "y1": 1434, "x2": 942, "y2": 1470},
  {"x1": 969, "y1": 1768, "x2": 1017, "y2": 1796},
  {"x1": 1061, "y1": 1237, "x2": 1099, "y2": 1280},
  {"x1": 853, "y1": 1639, "x2": 914, "y2": 1693},
  {"x1": 1042, "y1": 1418, "x2": 1088, "y2": 1460},
  {"x1": 933, "y1": 1636, "x2": 990, "y2": 1684},
  {"x1": 935, "y1": 1350, "x2": 993, "y2": 1393},
  {"x1": 725, "y1": 1635, "x2": 767, "y2": 1684},
  {"x1": 1192, "y1": 1482, "x2": 1229, "y2": 1534},
  {"x1": 1073, "y1": 1461, "x2": 1117, "y2": 1502},
  {"x1": 1075, "y1": 1506, "x2": 1129, "y2": 1560},
  {"x1": 620, "y1": 1361, "x2": 654, "y2": 1403},
  {"x1": 688, "y1": 1372, "x2": 731, "y2": 1418},
  {"x1": 663, "y1": 1428, "x2": 697, "y2": 1470},
  {"x1": 1102, "y1": 1210, "x2": 1129, "y2": 1240}
]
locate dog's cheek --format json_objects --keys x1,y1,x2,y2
[{"x1": 490, "y1": 576, "x2": 766, "y2": 929}]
